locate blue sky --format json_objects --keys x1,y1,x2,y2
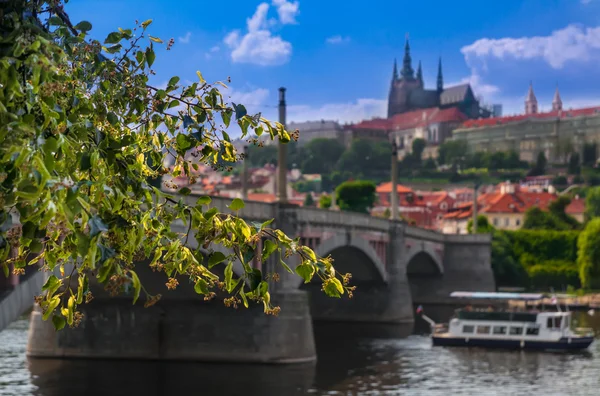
[{"x1": 66, "y1": 0, "x2": 600, "y2": 127}]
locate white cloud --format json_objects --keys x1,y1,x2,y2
[
  {"x1": 326, "y1": 35, "x2": 351, "y2": 45},
  {"x1": 227, "y1": 87, "x2": 270, "y2": 107},
  {"x1": 247, "y1": 3, "x2": 270, "y2": 31},
  {"x1": 287, "y1": 98, "x2": 387, "y2": 124},
  {"x1": 461, "y1": 24, "x2": 600, "y2": 69},
  {"x1": 272, "y1": 0, "x2": 300, "y2": 24},
  {"x1": 210, "y1": 46, "x2": 220, "y2": 53},
  {"x1": 223, "y1": 2, "x2": 297, "y2": 66},
  {"x1": 178, "y1": 32, "x2": 192, "y2": 44},
  {"x1": 582, "y1": 0, "x2": 593, "y2": 4}
]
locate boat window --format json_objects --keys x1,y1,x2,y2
[
  {"x1": 526, "y1": 327, "x2": 539, "y2": 336},
  {"x1": 554, "y1": 317, "x2": 563, "y2": 328},
  {"x1": 463, "y1": 325, "x2": 474, "y2": 333},
  {"x1": 547, "y1": 318, "x2": 554, "y2": 329},
  {"x1": 493, "y1": 326, "x2": 507, "y2": 335},
  {"x1": 510, "y1": 327, "x2": 523, "y2": 335},
  {"x1": 476, "y1": 326, "x2": 491, "y2": 334}
]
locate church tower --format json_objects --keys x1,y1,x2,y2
[
  {"x1": 416, "y1": 61, "x2": 423, "y2": 87},
  {"x1": 525, "y1": 82, "x2": 538, "y2": 115},
  {"x1": 552, "y1": 85, "x2": 563, "y2": 112},
  {"x1": 436, "y1": 57, "x2": 443, "y2": 93},
  {"x1": 401, "y1": 38, "x2": 415, "y2": 80}
]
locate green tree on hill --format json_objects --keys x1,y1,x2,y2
[
  {"x1": 303, "y1": 193, "x2": 315, "y2": 207},
  {"x1": 577, "y1": 218, "x2": 600, "y2": 289},
  {"x1": 335, "y1": 180, "x2": 376, "y2": 214},
  {"x1": 585, "y1": 187, "x2": 600, "y2": 219},
  {"x1": 299, "y1": 138, "x2": 345, "y2": 175}
]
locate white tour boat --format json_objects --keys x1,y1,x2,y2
[{"x1": 422, "y1": 292, "x2": 595, "y2": 351}]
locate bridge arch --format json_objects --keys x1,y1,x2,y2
[
  {"x1": 404, "y1": 245, "x2": 443, "y2": 276},
  {"x1": 304, "y1": 233, "x2": 388, "y2": 287}
]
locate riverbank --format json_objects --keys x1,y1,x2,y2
[{"x1": 508, "y1": 293, "x2": 600, "y2": 311}]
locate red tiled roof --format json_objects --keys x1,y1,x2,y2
[
  {"x1": 566, "y1": 197, "x2": 585, "y2": 215},
  {"x1": 418, "y1": 191, "x2": 450, "y2": 206},
  {"x1": 460, "y1": 106, "x2": 600, "y2": 129},
  {"x1": 481, "y1": 191, "x2": 555, "y2": 213},
  {"x1": 376, "y1": 182, "x2": 414, "y2": 194},
  {"x1": 247, "y1": 193, "x2": 278, "y2": 203},
  {"x1": 350, "y1": 107, "x2": 468, "y2": 132}
]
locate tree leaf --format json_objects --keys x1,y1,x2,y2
[
  {"x1": 107, "y1": 112, "x2": 118, "y2": 125},
  {"x1": 196, "y1": 71, "x2": 206, "y2": 85},
  {"x1": 261, "y1": 240, "x2": 278, "y2": 262},
  {"x1": 176, "y1": 133, "x2": 194, "y2": 154},
  {"x1": 295, "y1": 263, "x2": 314, "y2": 283},
  {"x1": 149, "y1": 36, "x2": 163, "y2": 43},
  {"x1": 323, "y1": 278, "x2": 344, "y2": 298},
  {"x1": 196, "y1": 196, "x2": 211, "y2": 206},
  {"x1": 146, "y1": 47, "x2": 156, "y2": 67},
  {"x1": 141, "y1": 19, "x2": 153, "y2": 29},
  {"x1": 228, "y1": 198, "x2": 245, "y2": 211},
  {"x1": 75, "y1": 21, "x2": 93, "y2": 32},
  {"x1": 130, "y1": 270, "x2": 141, "y2": 304},
  {"x1": 224, "y1": 261, "x2": 233, "y2": 291},
  {"x1": 194, "y1": 278, "x2": 209, "y2": 295},
  {"x1": 88, "y1": 216, "x2": 108, "y2": 238},
  {"x1": 208, "y1": 251, "x2": 227, "y2": 268},
  {"x1": 234, "y1": 103, "x2": 247, "y2": 120},
  {"x1": 105, "y1": 32, "x2": 122, "y2": 44},
  {"x1": 279, "y1": 258, "x2": 293, "y2": 274},
  {"x1": 179, "y1": 187, "x2": 191, "y2": 196},
  {"x1": 67, "y1": 295, "x2": 75, "y2": 325},
  {"x1": 43, "y1": 297, "x2": 61, "y2": 321},
  {"x1": 249, "y1": 268, "x2": 262, "y2": 291},
  {"x1": 42, "y1": 275, "x2": 61, "y2": 293},
  {"x1": 52, "y1": 315, "x2": 66, "y2": 331}
]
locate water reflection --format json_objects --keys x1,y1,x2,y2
[
  {"x1": 28, "y1": 358, "x2": 315, "y2": 396},
  {"x1": 3, "y1": 313, "x2": 600, "y2": 396}
]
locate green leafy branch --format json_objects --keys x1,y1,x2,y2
[{"x1": 0, "y1": 1, "x2": 353, "y2": 330}]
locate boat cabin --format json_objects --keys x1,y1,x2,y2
[{"x1": 449, "y1": 310, "x2": 572, "y2": 340}]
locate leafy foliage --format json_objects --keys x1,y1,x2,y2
[
  {"x1": 335, "y1": 180, "x2": 376, "y2": 214},
  {"x1": 522, "y1": 197, "x2": 580, "y2": 231},
  {"x1": 577, "y1": 218, "x2": 600, "y2": 289},
  {"x1": 528, "y1": 152, "x2": 547, "y2": 177},
  {"x1": 319, "y1": 194, "x2": 331, "y2": 209},
  {"x1": 0, "y1": 2, "x2": 353, "y2": 329},
  {"x1": 568, "y1": 152, "x2": 581, "y2": 175},
  {"x1": 303, "y1": 193, "x2": 314, "y2": 207},
  {"x1": 585, "y1": 186, "x2": 600, "y2": 220}
]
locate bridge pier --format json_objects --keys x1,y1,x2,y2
[{"x1": 27, "y1": 266, "x2": 316, "y2": 364}]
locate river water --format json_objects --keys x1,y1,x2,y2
[{"x1": 1, "y1": 313, "x2": 600, "y2": 396}]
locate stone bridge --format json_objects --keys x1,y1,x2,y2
[{"x1": 3, "y1": 195, "x2": 494, "y2": 364}]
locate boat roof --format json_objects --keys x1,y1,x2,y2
[{"x1": 450, "y1": 291, "x2": 546, "y2": 300}]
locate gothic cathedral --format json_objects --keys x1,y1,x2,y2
[{"x1": 387, "y1": 39, "x2": 491, "y2": 120}]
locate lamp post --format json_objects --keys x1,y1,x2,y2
[
  {"x1": 391, "y1": 141, "x2": 399, "y2": 221},
  {"x1": 277, "y1": 87, "x2": 288, "y2": 203},
  {"x1": 242, "y1": 145, "x2": 248, "y2": 200}
]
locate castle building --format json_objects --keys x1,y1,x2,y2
[
  {"x1": 452, "y1": 83, "x2": 600, "y2": 164},
  {"x1": 387, "y1": 39, "x2": 491, "y2": 119},
  {"x1": 345, "y1": 39, "x2": 491, "y2": 158}
]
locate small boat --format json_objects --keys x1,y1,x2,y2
[{"x1": 421, "y1": 291, "x2": 595, "y2": 351}]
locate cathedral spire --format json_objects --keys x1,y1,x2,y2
[
  {"x1": 552, "y1": 84, "x2": 563, "y2": 112},
  {"x1": 525, "y1": 81, "x2": 538, "y2": 115},
  {"x1": 416, "y1": 61, "x2": 423, "y2": 85},
  {"x1": 392, "y1": 58, "x2": 398, "y2": 81},
  {"x1": 401, "y1": 35, "x2": 414, "y2": 80},
  {"x1": 436, "y1": 57, "x2": 443, "y2": 92}
]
